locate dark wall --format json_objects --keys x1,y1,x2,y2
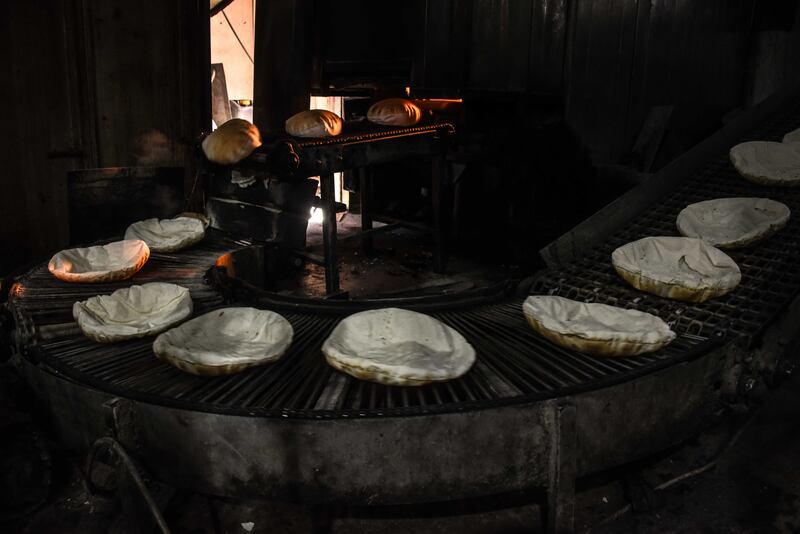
[
  {"x1": 566, "y1": 0, "x2": 757, "y2": 165},
  {"x1": 251, "y1": 0, "x2": 800, "y2": 169},
  {"x1": 0, "y1": 0, "x2": 208, "y2": 275}
]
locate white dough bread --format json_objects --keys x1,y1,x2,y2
[
  {"x1": 367, "y1": 98, "x2": 423, "y2": 127},
  {"x1": 612, "y1": 237, "x2": 741, "y2": 302},
  {"x1": 321, "y1": 308, "x2": 475, "y2": 386},
  {"x1": 783, "y1": 127, "x2": 800, "y2": 144},
  {"x1": 285, "y1": 109, "x2": 343, "y2": 138},
  {"x1": 676, "y1": 197, "x2": 790, "y2": 248},
  {"x1": 73, "y1": 283, "x2": 192, "y2": 343},
  {"x1": 729, "y1": 141, "x2": 800, "y2": 186},
  {"x1": 522, "y1": 295, "x2": 676, "y2": 357},
  {"x1": 202, "y1": 118, "x2": 262, "y2": 165},
  {"x1": 48, "y1": 240, "x2": 150, "y2": 283},
  {"x1": 153, "y1": 307, "x2": 294, "y2": 376},
  {"x1": 125, "y1": 216, "x2": 206, "y2": 253}
]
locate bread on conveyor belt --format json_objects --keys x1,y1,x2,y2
[
  {"x1": 48, "y1": 240, "x2": 150, "y2": 283},
  {"x1": 522, "y1": 295, "x2": 676, "y2": 357},
  {"x1": 73, "y1": 283, "x2": 192, "y2": 343},
  {"x1": 729, "y1": 141, "x2": 800, "y2": 186},
  {"x1": 321, "y1": 308, "x2": 475, "y2": 386},
  {"x1": 676, "y1": 197, "x2": 790, "y2": 248},
  {"x1": 125, "y1": 216, "x2": 206, "y2": 253},
  {"x1": 285, "y1": 109, "x2": 343, "y2": 138},
  {"x1": 367, "y1": 98, "x2": 423, "y2": 127},
  {"x1": 202, "y1": 118, "x2": 262, "y2": 165},
  {"x1": 783, "y1": 127, "x2": 800, "y2": 144},
  {"x1": 153, "y1": 307, "x2": 293, "y2": 376},
  {"x1": 612, "y1": 236, "x2": 741, "y2": 302}
]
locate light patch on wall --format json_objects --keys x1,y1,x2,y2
[
  {"x1": 210, "y1": 0, "x2": 254, "y2": 102},
  {"x1": 309, "y1": 96, "x2": 347, "y2": 207}
]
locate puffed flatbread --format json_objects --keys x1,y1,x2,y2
[
  {"x1": 367, "y1": 98, "x2": 423, "y2": 127},
  {"x1": 522, "y1": 295, "x2": 675, "y2": 357},
  {"x1": 285, "y1": 109, "x2": 343, "y2": 138},
  {"x1": 729, "y1": 141, "x2": 800, "y2": 186},
  {"x1": 125, "y1": 216, "x2": 206, "y2": 253},
  {"x1": 676, "y1": 197, "x2": 790, "y2": 248},
  {"x1": 202, "y1": 118, "x2": 262, "y2": 165},
  {"x1": 73, "y1": 283, "x2": 192, "y2": 343},
  {"x1": 783, "y1": 127, "x2": 800, "y2": 144},
  {"x1": 153, "y1": 307, "x2": 294, "y2": 376},
  {"x1": 321, "y1": 308, "x2": 475, "y2": 386},
  {"x1": 612, "y1": 237, "x2": 741, "y2": 302},
  {"x1": 48, "y1": 240, "x2": 150, "y2": 283}
]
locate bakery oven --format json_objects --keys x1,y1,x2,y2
[{"x1": 6, "y1": 65, "x2": 800, "y2": 534}]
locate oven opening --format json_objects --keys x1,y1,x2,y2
[{"x1": 210, "y1": 0, "x2": 255, "y2": 129}]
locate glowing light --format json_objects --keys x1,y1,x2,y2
[
  {"x1": 405, "y1": 86, "x2": 411, "y2": 96},
  {"x1": 12, "y1": 283, "x2": 25, "y2": 297},
  {"x1": 309, "y1": 207, "x2": 324, "y2": 224}
]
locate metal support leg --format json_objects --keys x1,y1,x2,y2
[
  {"x1": 358, "y1": 167, "x2": 374, "y2": 255},
  {"x1": 431, "y1": 155, "x2": 447, "y2": 273},
  {"x1": 545, "y1": 401, "x2": 577, "y2": 534},
  {"x1": 319, "y1": 173, "x2": 340, "y2": 294}
]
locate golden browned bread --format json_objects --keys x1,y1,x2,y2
[
  {"x1": 202, "y1": 118, "x2": 262, "y2": 165},
  {"x1": 285, "y1": 109, "x2": 343, "y2": 138},
  {"x1": 48, "y1": 240, "x2": 150, "y2": 283},
  {"x1": 367, "y1": 98, "x2": 423, "y2": 127}
]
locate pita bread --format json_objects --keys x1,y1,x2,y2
[
  {"x1": 125, "y1": 216, "x2": 206, "y2": 253},
  {"x1": 73, "y1": 283, "x2": 192, "y2": 343},
  {"x1": 321, "y1": 308, "x2": 476, "y2": 386},
  {"x1": 202, "y1": 118, "x2": 262, "y2": 165},
  {"x1": 729, "y1": 141, "x2": 800, "y2": 186},
  {"x1": 522, "y1": 295, "x2": 675, "y2": 357},
  {"x1": 783, "y1": 127, "x2": 800, "y2": 144},
  {"x1": 285, "y1": 109, "x2": 343, "y2": 138},
  {"x1": 178, "y1": 212, "x2": 210, "y2": 229},
  {"x1": 676, "y1": 197, "x2": 790, "y2": 248},
  {"x1": 48, "y1": 240, "x2": 150, "y2": 283},
  {"x1": 367, "y1": 98, "x2": 423, "y2": 127},
  {"x1": 612, "y1": 237, "x2": 741, "y2": 302},
  {"x1": 153, "y1": 307, "x2": 294, "y2": 376}
]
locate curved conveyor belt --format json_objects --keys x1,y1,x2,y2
[{"x1": 8, "y1": 101, "x2": 800, "y2": 422}]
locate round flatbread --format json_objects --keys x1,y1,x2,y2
[
  {"x1": 729, "y1": 141, "x2": 800, "y2": 186},
  {"x1": 321, "y1": 308, "x2": 475, "y2": 386},
  {"x1": 676, "y1": 197, "x2": 790, "y2": 248},
  {"x1": 153, "y1": 307, "x2": 293, "y2": 376},
  {"x1": 202, "y1": 118, "x2": 262, "y2": 165},
  {"x1": 48, "y1": 240, "x2": 150, "y2": 283},
  {"x1": 783, "y1": 127, "x2": 800, "y2": 144},
  {"x1": 125, "y1": 216, "x2": 206, "y2": 253},
  {"x1": 178, "y1": 211, "x2": 210, "y2": 229},
  {"x1": 612, "y1": 237, "x2": 741, "y2": 302},
  {"x1": 73, "y1": 283, "x2": 192, "y2": 343},
  {"x1": 367, "y1": 98, "x2": 423, "y2": 127},
  {"x1": 522, "y1": 295, "x2": 675, "y2": 357},
  {"x1": 285, "y1": 109, "x2": 343, "y2": 138}
]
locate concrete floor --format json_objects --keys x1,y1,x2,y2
[{"x1": 3, "y1": 367, "x2": 800, "y2": 533}]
